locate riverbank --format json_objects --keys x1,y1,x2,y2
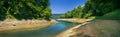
[
  {"x1": 57, "y1": 19, "x2": 92, "y2": 23},
  {"x1": 0, "y1": 19, "x2": 57, "y2": 33},
  {"x1": 56, "y1": 22, "x2": 94, "y2": 37},
  {"x1": 56, "y1": 19, "x2": 95, "y2": 37},
  {"x1": 56, "y1": 20, "x2": 120, "y2": 37}
]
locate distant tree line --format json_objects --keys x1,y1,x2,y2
[
  {"x1": 0, "y1": 0, "x2": 52, "y2": 20},
  {"x1": 60, "y1": 6, "x2": 83, "y2": 18},
  {"x1": 60, "y1": 0, "x2": 120, "y2": 19}
]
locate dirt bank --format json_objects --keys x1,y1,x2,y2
[{"x1": 0, "y1": 19, "x2": 57, "y2": 33}]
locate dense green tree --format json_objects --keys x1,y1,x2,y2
[
  {"x1": 82, "y1": 0, "x2": 120, "y2": 18},
  {"x1": 0, "y1": 1, "x2": 6, "y2": 20},
  {"x1": 60, "y1": 0, "x2": 120, "y2": 19},
  {"x1": 0, "y1": 0, "x2": 52, "y2": 20},
  {"x1": 60, "y1": 6, "x2": 83, "y2": 18}
]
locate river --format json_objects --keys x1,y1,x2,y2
[{"x1": 0, "y1": 14, "x2": 80, "y2": 37}]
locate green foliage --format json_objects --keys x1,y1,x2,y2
[
  {"x1": 0, "y1": 0, "x2": 52, "y2": 20},
  {"x1": 82, "y1": 0, "x2": 120, "y2": 17},
  {"x1": 83, "y1": 10, "x2": 92, "y2": 18},
  {"x1": 60, "y1": 0, "x2": 120, "y2": 19},
  {"x1": 42, "y1": 7, "x2": 52, "y2": 21},
  {"x1": 100, "y1": 9, "x2": 120, "y2": 20},
  {"x1": 60, "y1": 6, "x2": 83, "y2": 18}
]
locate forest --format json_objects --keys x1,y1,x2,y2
[
  {"x1": 60, "y1": 0, "x2": 120, "y2": 19},
  {"x1": 0, "y1": 0, "x2": 52, "y2": 20}
]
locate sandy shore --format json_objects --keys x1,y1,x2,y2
[
  {"x1": 57, "y1": 19, "x2": 92, "y2": 23},
  {"x1": 0, "y1": 19, "x2": 57, "y2": 33}
]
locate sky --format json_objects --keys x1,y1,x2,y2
[{"x1": 50, "y1": 0, "x2": 87, "y2": 14}]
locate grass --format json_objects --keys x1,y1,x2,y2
[{"x1": 100, "y1": 9, "x2": 120, "y2": 20}]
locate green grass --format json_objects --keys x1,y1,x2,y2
[{"x1": 100, "y1": 9, "x2": 120, "y2": 20}]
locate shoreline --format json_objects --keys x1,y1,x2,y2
[
  {"x1": 56, "y1": 19, "x2": 95, "y2": 37},
  {"x1": 56, "y1": 19, "x2": 120, "y2": 37},
  {"x1": 56, "y1": 22, "x2": 90, "y2": 37},
  {"x1": 0, "y1": 19, "x2": 58, "y2": 33},
  {"x1": 57, "y1": 18, "x2": 92, "y2": 23}
]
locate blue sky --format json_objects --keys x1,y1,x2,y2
[{"x1": 50, "y1": 0, "x2": 87, "y2": 14}]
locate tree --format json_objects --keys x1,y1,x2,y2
[
  {"x1": 59, "y1": 6, "x2": 83, "y2": 18},
  {"x1": 83, "y1": 0, "x2": 120, "y2": 16},
  {"x1": 0, "y1": 0, "x2": 52, "y2": 20}
]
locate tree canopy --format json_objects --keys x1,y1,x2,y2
[
  {"x1": 0, "y1": 0, "x2": 52, "y2": 20},
  {"x1": 60, "y1": 0, "x2": 120, "y2": 19},
  {"x1": 59, "y1": 6, "x2": 83, "y2": 18}
]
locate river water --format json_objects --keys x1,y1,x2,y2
[{"x1": 0, "y1": 14, "x2": 79, "y2": 37}]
